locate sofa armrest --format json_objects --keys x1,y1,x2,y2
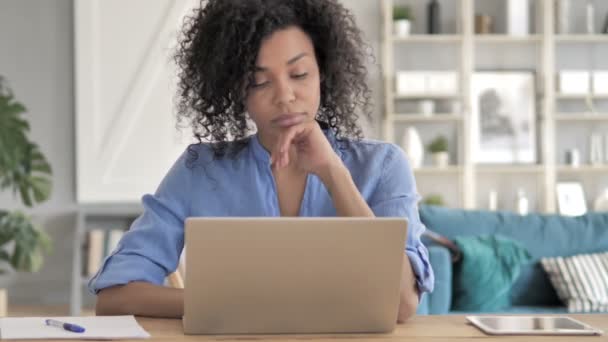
[{"x1": 424, "y1": 245, "x2": 452, "y2": 314}]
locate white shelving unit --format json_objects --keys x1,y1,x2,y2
[
  {"x1": 555, "y1": 113, "x2": 608, "y2": 121},
  {"x1": 474, "y1": 34, "x2": 542, "y2": 43},
  {"x1": 381, "y1": 0, "x2": 608, "y2": 212},
  {"x1": 393, "y1": 114, "x2": 462, "y2": 122},
  {"x1": 393, "y1": 34, "x2": 462, "y2": 43}
]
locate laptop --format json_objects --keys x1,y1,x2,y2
[{"x1": 183, "y1": 217, "x2": 408, "y2": 335}]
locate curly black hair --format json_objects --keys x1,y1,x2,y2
[{"x1": 174, "y1": 0, "x2": 373, "y2": 163}]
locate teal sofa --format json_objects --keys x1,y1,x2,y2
[{"x1": 415, "y1": 205, "x2": 608, "y2": 315}]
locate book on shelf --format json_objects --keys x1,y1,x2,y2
[{"x1": 84, "y1": 229, "x2": 125, "y2": 278}]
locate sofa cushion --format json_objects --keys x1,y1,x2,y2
[
  {"x1": 419, "y1": 205, "x2": 608, "y2": 306},
  {"x1": 541, "y1": 252, "x2": 608, "y2": 312},
  {"x1": 452, "y1": 235, "x2": 532, "y2": 312}
]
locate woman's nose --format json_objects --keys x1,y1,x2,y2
[{"x1": 273, "y1": 78, "x2": 296, "y2": 106}]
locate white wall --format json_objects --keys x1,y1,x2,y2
[{"x1": 0, "y1": 0, "x2": 77, "y2": 307}]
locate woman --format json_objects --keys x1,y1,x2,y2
[{"x1": 90, "y1": 0, "x2": 434, "y2": 323}]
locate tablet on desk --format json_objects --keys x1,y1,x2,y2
[{"x1": 466, "y1": 316, "x2": 603, "y2": 336}]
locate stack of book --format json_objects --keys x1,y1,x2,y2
[{"x1": 83, "y1": 229, "x2": 124, "y2": 277}]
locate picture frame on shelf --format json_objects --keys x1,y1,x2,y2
[
  {"x1": 471, "y1": 71, "x2": 537, "y2": 164},
  {"x1": 556, "y1": 182, "x2": 587, "y2": 217}
]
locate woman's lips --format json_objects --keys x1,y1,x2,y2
[{"x1": 272, "y1": 113, "x2": 306, "y2": 128}]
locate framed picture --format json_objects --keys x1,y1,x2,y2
[
  {"x1": 556, "y1": 182, "x2": 587, "y2": 217},
  {"x1": 471, "y1": 71, "x2": 537, "y2": 164}
]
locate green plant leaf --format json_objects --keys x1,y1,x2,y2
[
  {"x1": 0, "y1": 211, "x2": 51, "y2": 273},
  {"x1": 0, "y1": 78, "x2": 53, "y2": 273},
  {"x1": 427, "y1": 136, "x2": 448, "y2": 153},
  {"x1": 0, "y1": 78, "x2": 52, "y2": 206},
  {"x1": 0, "y1": 250, "x2": 10, "y2": 262}
]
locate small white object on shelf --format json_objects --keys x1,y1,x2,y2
[
  {"x1": 395, "y1": 71, "x2": 458, "y2": 96},
  {"x1": 516, "y1": 188, "x2": 529, "y2": 215},
  {"x1": 594, "y1": 188, "x2": 608, "y2": 211},
  {"x1": 558, "y1": 71, "x2": 590, "y2": 95},
  {"x1": 605, "y1": 133, "x2": 608, "y2": 163},
  {"x1": 565, "y1": 148, "x2": 581, "y2": 167},
  {"x1": 427, "y1": 72, "x2": 459, "y2": 95},
  {"x1": 592, "y1": 71, "x2": 608, "y2": 95},
  {"x1": 506, "y1": 0, "x2": 529, "y2": 36},
  {"x1": 590, "y1": 133, "x2": 604, "y2": 166},
  {"x1": 396, "y1": 72, "x2": 426, "y2": 95},
  {"x1": 419, "y1": 100, "x2": 435, "y2": 116},
  {"x1": 432, "y1": 151, "x2": 449, "y2": 168},
  {"x1": 556, "y1": 0, "x2": 571, "y2": 34},
  {"x1": 394, "y1": 20, "x2": 411, "y2": 37},
  {"x1": 556, "y1": 182, "x2": 587, "y2": 217},
  {"x1": 489, "y1": 190, "x2": 498, "y2": 211},
  {"x1": 451, "y1": 101, "x2": 462, "y2": 114},
  {"x1": 586, "y1": 1, "x2": 595, "y2": 34},
  {"x1": 401, "y1": 126, "x2": 424, "y2": 169}
]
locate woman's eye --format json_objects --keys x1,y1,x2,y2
[
  {"x1": 251, "y1": 81, "x2": 269, "y2": 89},
  {"x1": 293, "y1": 73, "x2": 308, "y2": 79}
]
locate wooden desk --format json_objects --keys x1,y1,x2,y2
[
  {"x1": 133, "y1": 315, "x2": 608, "y2": 341},
  {"x1": 5, "y1": 313, "x2": 606, "y2": 341}
]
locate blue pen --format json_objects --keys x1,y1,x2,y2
[{"x1": 45, "y1": 319, "x2": 86, "y2": 333}]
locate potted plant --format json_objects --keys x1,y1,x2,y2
[
  {"x1": 0, "y1": 76, "x2": 52, "y2": 314},
  {"x1": 427, "y1": 135, "x2": 449, "y2": 168},
  {"x1": 393, "y1": 5, "x2": 413, "y2": 37},
  {"x1": 423, "y1": 194, "x2": 445, "y2": 206}
]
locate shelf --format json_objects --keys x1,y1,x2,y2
[
  {"x1": 79, "y1": 202, "x2": 143, "y2": 216},
  {"x1": 555, "y1": 35, "x2": 608, "y2": 43},
  {"x1": 555, "y1": 113, "x2": 608, "y2": 121},
  {"x1": 557, "y1": 165, "x2": 608, "y2": 174},
  {"x1": 392, "y1": 34, "x2": 462, "y2": 43},
  {"x1": 394, "y1": 94, "x2": 460, "y2": 100},
  {"x1": 413, "y1": 166, "x2": 462, "y2": 175},
  {"x1": 391, "y1": 113, "x2": 462, "y2": 122},
  {"x1": 379, "y1": 0, "x2": 608, "y2": 212},
  {"x1": 475, "y1": 34, "x2": 541, "y2": 43},
  {"x1": 476, "y1": 165, "x2": 544, "y2": 174},
  {"x1": 556, "y1": 93, "x2": 608, "y2": 100}
]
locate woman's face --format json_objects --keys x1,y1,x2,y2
[{"x1": 245, "y1": 26, "x2": 321, "y2": 143}]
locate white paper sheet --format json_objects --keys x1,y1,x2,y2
[{"x1": 0, "y1": 315, "x2": 150, "y2": 340}]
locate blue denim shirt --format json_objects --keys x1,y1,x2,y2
[{"x1": 88, "y1": 130, "x2": 435, "y2": 295}]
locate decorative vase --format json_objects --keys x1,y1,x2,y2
[
  {"x1": 556, "y1": 0, "x2": 571, "y2": 34},
  {"x1": 418, "y1": 100, "x2": 435, "y2": 116},
  {"x1": 594, "y1": 189, "x2": 608, "y2": 211},
  {"x1": 401, "y1": 127, "x2": 424, "y2": 169},
  {"x1": 605, "y1": 133, "x2": 608, "y2": 163},
  {"x1": 475, "y1": 14, "x2": 493, "y2": 34},
  {"x1": 488, "y1": 190, "x2": 498, "y2": 211},
  {"x1": 507, "y1": 0, "x2": 529, "y2": 36},
  {"x1": 432, "y1": 152, "x2": 449, "y2": 168},
  {"x1": 516, "y1": 188, "x2": 529, "y2": 215},
  {"x1": 586, "y1": 1, "x2": 595, "y2": 34},
  {"x1": 590, "y1": 133, "x2": 603, "y2": 165},
  {"x1": 565, "y1": 148, "x2": 581, "y2": 167},
  {"x1": 427, "y1": 0, "x2": 440, "y2": 34},
  {"x1": 394, "y1": 19, "x2": 411, "y2": 37}
]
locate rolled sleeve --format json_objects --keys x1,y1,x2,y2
[
  {"x1": 369, "y1": 145, "x2": 435, "y2": 294},
  {"x1": 87, "y1": 151, "x2": 191, "y2": 294}
]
